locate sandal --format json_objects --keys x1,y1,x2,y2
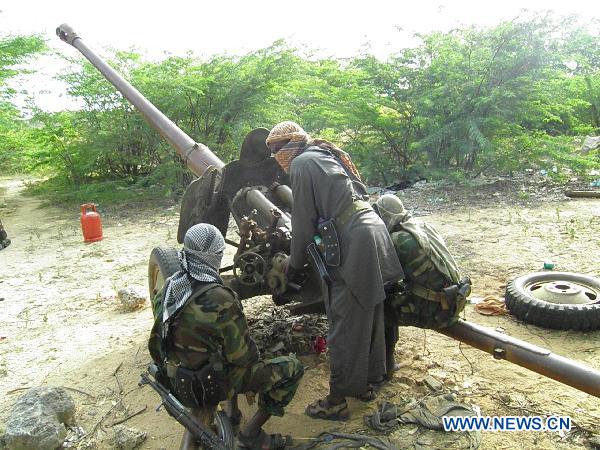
[
  {"x1": 305, "y1": 398, "x2": 350, "y2": 421},
  {"x1": 370, "y1": 375, "x2": 389, "y2": 389},
  {"x1": 355, "y1": 385, "x2": 377, "y2": 402},
  {"x1": 237, "y1": 429, "x2": 291, "y2": 450}
]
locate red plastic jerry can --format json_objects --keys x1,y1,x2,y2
[{"x1": 80, "y1": 203, "x2": 103, "y2": 243}]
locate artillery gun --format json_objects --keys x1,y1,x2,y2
[{"x1": 57, "y1": 23, "x2": 600, "y2": 445}]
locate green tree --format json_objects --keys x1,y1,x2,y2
[{"x1": 0, "y1": 34, "x2": 46, "y2": 170}]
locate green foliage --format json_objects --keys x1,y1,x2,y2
[
  {"x1": 494, "y1": 133, "x2": 599, "y2": 179},
  {"x1": 0, "y1": 34, "x2": 46, "y2": 87},
  {"x1": 24, "y1": 176, "x2": 169, "y2": 208},
  {"x1": 2, "y1": 14, "x2": 600, "y2": 199},
  {"x1": 0, "y1": 34, "x2": 46, "y2": 171}
]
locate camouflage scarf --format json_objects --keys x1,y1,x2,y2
[
  {"x1": 274, "y1": 138, "x2": 362, "y2": 182},
  {"x1": 274, "y1": 139, "x2": 308, "y2": 173},
  {"x1": 309, "y1": 139, "x2": 362, "y2": 182}
]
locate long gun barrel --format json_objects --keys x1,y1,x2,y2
[
  {"x1": 441, "y1": 320, "x2": 600, "y2": 398},
  {"x1": 56, "y1": 23, "x2": 222, "y2": 177},
  {"x1": 56, "y1": 23, "x2": 290, "y2": 231}
]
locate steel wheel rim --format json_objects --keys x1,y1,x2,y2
[{"x1": 525, "y1": 279, "x2": 600, "y2": 305}]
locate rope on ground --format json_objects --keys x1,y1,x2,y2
[
  {"x1": 473, "y1": 295, "x2": 507, "y2": 316},
  {"x1": 293, "y1": 431, "x2": 399, "y2": 450}
]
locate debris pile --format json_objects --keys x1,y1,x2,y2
[
  {"x1": 365, "y1": 394, "x2": 482, "y2": 449},
  {"x1": 245, "y1": 302, "x2": 328, "y2": 358},
  {"x1": 368, "y1": 170, "x2": 595, "y2": 215}
]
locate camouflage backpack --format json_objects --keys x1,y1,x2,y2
[
  {"x1": 148, "y1": 282, "x2": 218, "y2": 366},
  {"x1": 148, "y1": 281, "x2": 229, "y2": 408},
  {"x1": 375, "y1": 195, "x2": 471, "y2": 329}
]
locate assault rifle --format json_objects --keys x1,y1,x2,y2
[{"x1": 139, "y1": 365, "x2": 227, "y2": 450}]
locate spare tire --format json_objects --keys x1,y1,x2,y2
[
  {"x1": 148, "y1": 246, "x2": 180, "y2": 299},
  {"x1": 505, "y1": 271, "x2": 600, "y2": 331}
]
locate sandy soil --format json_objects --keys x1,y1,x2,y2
[{"x1": 0, "y1": 175, "x2": 599, "y2": 449}]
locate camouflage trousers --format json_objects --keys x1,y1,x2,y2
[
  {"x1": 230, "y1": 355, "x2": 304, "y2": 417},
  {"x1": 385, "y1": 291, "x2": 460, "y2": 330}
]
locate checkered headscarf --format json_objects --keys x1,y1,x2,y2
[
  {"x1": 266, "y1": 121, "x2": 309, "y2": 147},
  {"x1": 162, "y1": 223, "x2": 225, "y2": 323},
  {"x1": 267, "y1": 121, "x2": 363, "y2": 180}
]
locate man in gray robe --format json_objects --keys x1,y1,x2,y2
[{"x1": 266, "y1": 121, "x2": 404, "y2": 420}]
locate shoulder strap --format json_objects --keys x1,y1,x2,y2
[
  {"x1": 186, "y1": 282, "x2": 222, "y2": 303},
  {"x1": 306, "y1": 145, "x2": 366, "y2": 199}
]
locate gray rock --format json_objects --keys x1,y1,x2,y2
[
  {"x1": 582, "y1": 136, "x2": 600, "y2": 153},
  {"x1": 117, "y1": 287, "x2": 147, "y2": 311},
  {"x1": 4, "y1": 386, "x2": 75, "y2": 450},
  {"x1": 110, "y1": 425, "x2": 146, "y2": 450},
  {"x1": 422, "y1": 375, "x2": 443, "y2": 392}
]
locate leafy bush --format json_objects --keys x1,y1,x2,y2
[{"x1": 2, "y1": 15, "x2": 599, "y2": 197}]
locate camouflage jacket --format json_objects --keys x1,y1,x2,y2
[{"x1": 149, "y1": 281, "x2": 260, "y2": 373}]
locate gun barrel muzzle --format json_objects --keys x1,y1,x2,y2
[{"x1": 56, "y1": 23, "x2": 79, "y2": 45}]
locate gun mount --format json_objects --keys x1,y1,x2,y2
[{"x1": 58, "y1": 24, "x2": 600, "y2": 405}]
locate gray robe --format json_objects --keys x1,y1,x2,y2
[
  {"x1": 289, "y1": 147, "x2": 404, "y2": 397},
  {"x1": 289, "y1": 148, "x2": 403, "y2": 309}
]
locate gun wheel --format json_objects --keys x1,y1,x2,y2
[
  {"x1": 233, "y1": 252, "x2": 266, "y2": 287},
  {"x1": 505, "y1": 271, "x2": 600, "y2": 331},
  {"x1": 148, "y1": 246, "x2": 180, "y2": 299}
]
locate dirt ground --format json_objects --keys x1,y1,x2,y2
[{"x1": 0, "y1": 174, "x2": 599, "y2": 449}]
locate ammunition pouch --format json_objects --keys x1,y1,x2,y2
[
  {"x1": 317, "y1": 219, "x2": 340, "y2": 267},
  {"x1": 454, "y1": 276, "x2": 472, "y2": 313},
  {"x1": 387, "y1": 277, "x2": 471, "y2": 330},
  {"x1": 168, "y1": 362, "x2": 228, "y2": 409},
  {"x1": 412, "y1": 276, "x2": 471, "y2": 312},
  {"x1": 314, "y1": 199, "x2": 372, "y2": 268}
]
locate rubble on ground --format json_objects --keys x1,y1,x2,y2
[
  {"x1": 117, "y1": 287, "x2": 147, "y2": 311},
  {"x1": 367, "y1": 171, "x2": 593, "y2": 216},
  {"x1": 245, "y1": 298, "x2": 328, "y2": 358},
  {"x1": 110, "y1": 425, "x2": 146, "y2": 450}
]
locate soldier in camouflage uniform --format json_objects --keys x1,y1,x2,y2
[
  {"x1": 374, "y1": 195, "x2": 470, "y2": 377},
  {"x1": 149, "y1": 224, "x2": 303, "y2": 449},
  {"x1": 0, "y1": 219, "x2": 10, "y2": 250}
]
